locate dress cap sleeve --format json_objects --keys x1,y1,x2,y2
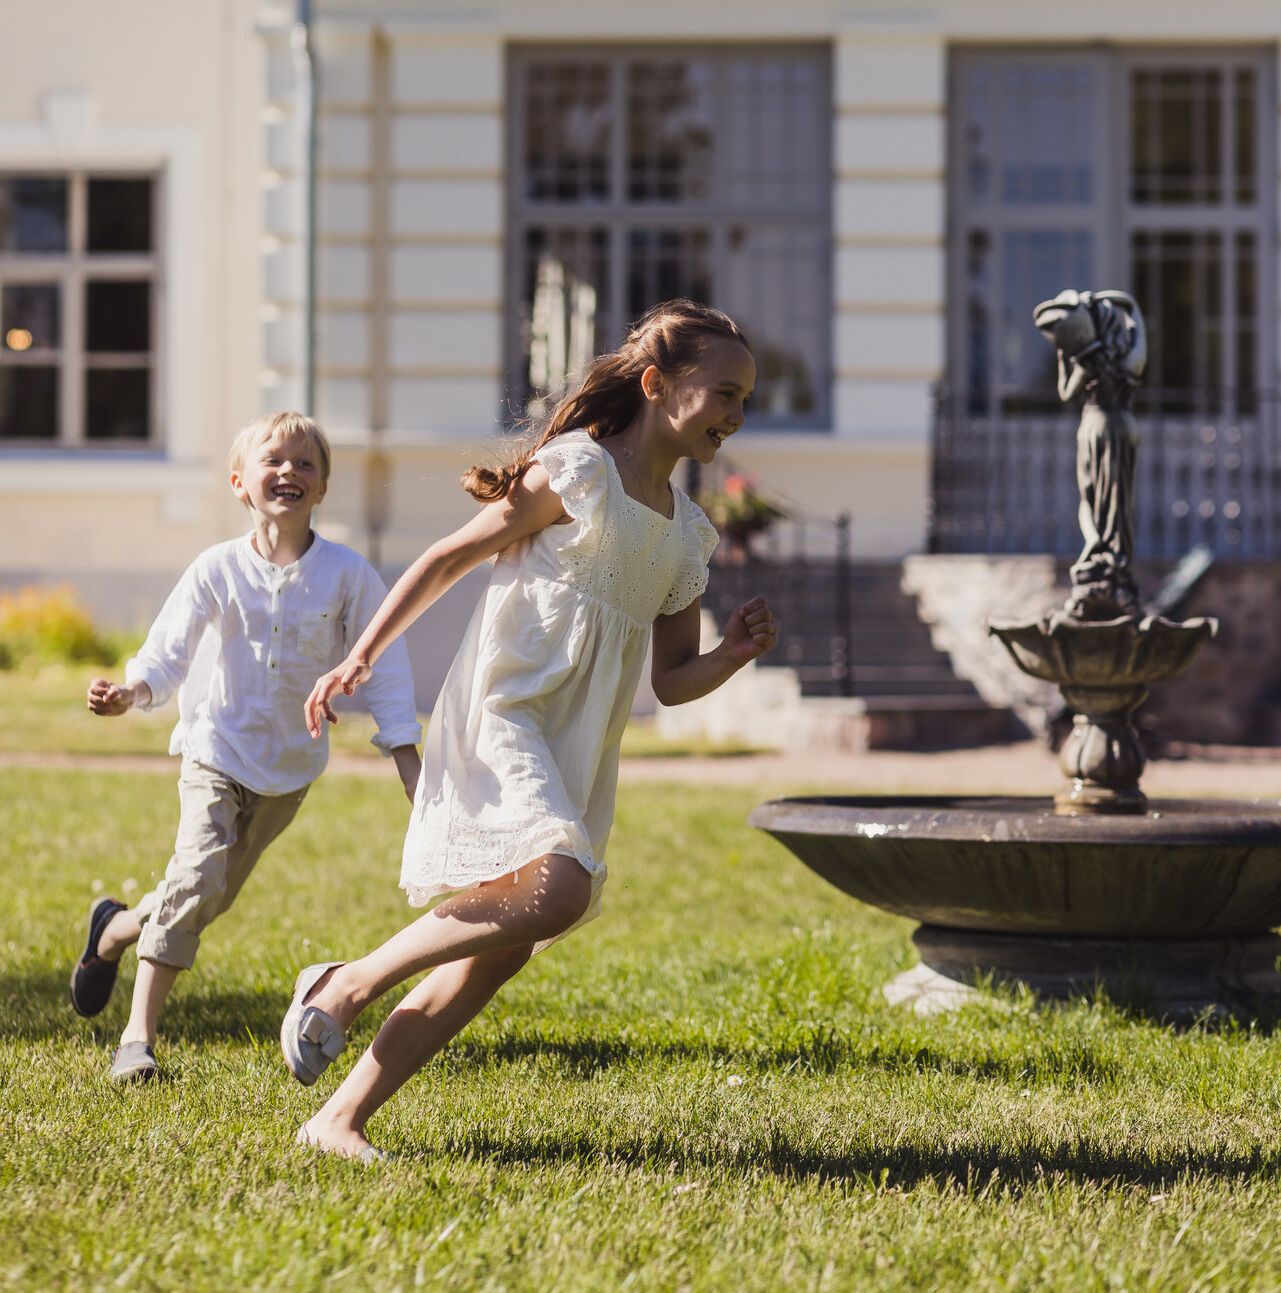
[
  {"x1": 531, "y1": 430, "x2": 610, "y2": 562},
  {"x1": 660, "y1": 496, "x2": 720, "y2": 616}
]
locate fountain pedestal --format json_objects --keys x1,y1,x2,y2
[
  {"x1": 904, "y1": 926, "x2": 1281, "y2": 1017},
  {"x1": 989, "y1": 614, "x2": 1217, "y2": 815}
]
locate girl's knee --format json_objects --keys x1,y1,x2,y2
[
  {"x1": 475, "y1": 943, "x2": 535, "y2": 981},
  {"x1": 535, "y1": 856, "x2": 593, "y2": 935}
]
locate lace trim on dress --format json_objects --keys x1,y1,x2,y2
[
  {"x1": 659, "y1": 495, "x2": 720, "y2": 616},
  {"x1": 402, "y1": 815, "x2": 603, "y2": 908}
]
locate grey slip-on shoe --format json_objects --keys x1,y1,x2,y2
[
  {"x1": 110, "y1": 1041, "x2": 158, "y2": 1084},
  {"x1": 280, "y1": 962, "x2": 347, "y2": 1086}
]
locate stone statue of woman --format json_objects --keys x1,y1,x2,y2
[{"x1": 1033, "y1": 289, "x2": 1147, "y2": 620}]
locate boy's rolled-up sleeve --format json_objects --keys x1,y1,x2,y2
[
  {"x1": 125, "y1": 559, "x2": 218, "y2": 710},
  {"x1": 346, "y1": 566, "x2": 423, "y2": 754}
]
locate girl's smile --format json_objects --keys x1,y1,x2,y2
[{"x1": 661, "y1": 335, "x2": 756, "y2": 466}]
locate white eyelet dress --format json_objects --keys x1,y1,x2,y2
[{"x1": 400, "y1": 430, "x2": 719, "y2": 950}]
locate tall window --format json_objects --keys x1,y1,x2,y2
[
  {"x1": 507, "y1": 46, "x2": 831, "y2": 427},
  {"x1": 0, "y1": 173, "x2": 158, "y2": 445},
  {"x1": 940, "y1": 49, "x2": 1277, "y2": 556}
]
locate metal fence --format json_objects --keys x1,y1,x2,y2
[
  {"x1": 696, "y1": 465, "x2": 854, "y2": 696},
  {"x1": 930, "y1": 388, "x2": 1281, "y2": 559}
]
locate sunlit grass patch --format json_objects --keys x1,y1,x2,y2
[{"x1": 6, "y1": 768, "x2": 1281, "y2": 1291}]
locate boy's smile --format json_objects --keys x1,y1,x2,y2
[{"x1": 231, "y1": 426, "x2": 327, "y2": 520}]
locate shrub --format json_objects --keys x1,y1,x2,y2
[{"x1": 0, "y1": 585, "x2": 118, "y2": 669}]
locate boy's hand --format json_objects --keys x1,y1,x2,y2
[
  {"x1": 392, "y1": 745, "x2": 422, "y2": 805},
  {"x1": 87, "y1": 679, "x2": 146, "y2": 717},
  {"x1": 304, "y1": 657, "x2": 373, "y2": 738},
  {"x1": 721, "y1": 596, "x2": 778, "y2": 664}
]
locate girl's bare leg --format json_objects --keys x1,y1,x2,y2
[
  {"x1": 300, "y1": 943, "x2": 534, "y2": 1157},
  {"x1": 302, "y1": 853, "x2": 590, "y2": 1030}
]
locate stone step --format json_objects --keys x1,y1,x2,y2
[
  {"x1": 788, "y1": 695, "x2": 1022, "y2": 752},
  {"x1": 703, "y1": 557, "x2": 1011, "y2": 734},
  {"x1": 792, "y1": 679, "x2": 984, "y2": 699}
]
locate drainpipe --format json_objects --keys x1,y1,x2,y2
[{"x1": 291, "y1": 0, "x2": 317, "y2": 414}]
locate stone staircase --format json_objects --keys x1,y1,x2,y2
[{"x1": 701, "y1": 559, "x2": 1021, "y2": 750}]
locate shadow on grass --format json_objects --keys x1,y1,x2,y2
[
  {"x1": 9, "y1": 964, "x2": 1276, "y2": 1096},
  {"x1": 1, "y1": 969, "x2": 289, "y2": 1044},
  {"x1": 442, "y1": 1033, "x2": 1132, "y2": 1085},
  {"x1": 440, "y1": 1127, "x2": 1281, "y2": 1194},
  {"x1": 5, "y1": 969, "x2": 1125, "y2": 1087}
]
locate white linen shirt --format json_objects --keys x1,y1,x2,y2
[{"x1": 125, "y1": 533, "x2": 421, "y2": 795}]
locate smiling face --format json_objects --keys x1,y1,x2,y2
[
  {"x1": 651, "y1": 335, "x2": 757, "y2": 466},
  {"x1": 230, "y1": 422, "x2": 328, "y2": 521}
]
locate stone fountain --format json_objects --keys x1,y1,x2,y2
[{"x1": 751, "y1": 289, "x2": 1281, "y2": 1017}]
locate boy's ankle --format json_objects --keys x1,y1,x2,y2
[{"x1": 98, "y1": 911, "x2": 137, "y2": 961}]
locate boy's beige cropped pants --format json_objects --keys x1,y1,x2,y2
[{"x1": 132, "y1": 757, "x2": 309, "y2": 970}]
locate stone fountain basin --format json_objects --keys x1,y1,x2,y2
[
  {"x1": 989, "y1": 614, "x2": 1217, "y2": 687},
  {"x1": 750, "y1": 796, "x2": 1281, "y2": 938}
]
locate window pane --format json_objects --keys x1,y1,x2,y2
[
  {"x1": 624, "y1": 55, "x2": 826, "y2": 209},
  {"x1": 626, "y1": 61, "x2": 715, "y2": 202},
  {"x1": 87, "y1": 178, "x2": 154, "y2": 252},
  {"x1": 1235, "y1": 230, "x2": 1256, "y2": 405},
  {"x1": 997, "y1": 230, "x2": 1092, "y2": 410},
  {"x1": 0, "y1": 177, "x2": 68, "y2": 252},
  {"x1": 721, "y1": 224, "x2": 825, "y2": 418},
  {"x1": 1131, "y1": 68, "x2": 1223, "y2": 204},
  {"x1": 0, "y1": 366, "x2": 58, "y2": 438},
  {"x1": 86, "y1": 280, "x2": 150, "y2": 352},
  {"x1": 85, "y1": 368, "x2": 150, "y2": 440},
  {"x1": 1234, "y1": 68, "x2": 1257, "y2": 204},
  {"x1": 625, "y1": 227, "x2": 712, "y2": 317},
  {"x1": 2, "y1": 283, "x2": 60, "y2": 351},
  {"x1": 519, "y1": 226, "x2": 610, "y2": 414},
  {"x1": 523, "y1": 61, "x2": 612, "y2": 201},
  {"x1": 959, "y1": 63, "x2": 1096, "y2": 206},
  {"x1": 964, "y1": 230, "x2": 992, "y2": 414},
  {"x1": 1131, "y1": 230, "x2": 1223, "y2": 410},
  {"x1": 721, "y1": 56, "x2": 827, "y2": 210}
]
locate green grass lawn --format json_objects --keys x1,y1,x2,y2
[
  {"x1": 0, "y1": 663, "x2": 401, "y2": 760},
  {"x1": 7, "y1": 765, "x2": 1281, "y2": 1290},
  {"x1": 0, "y1": 665, "x2": 755, "y2": 761}
]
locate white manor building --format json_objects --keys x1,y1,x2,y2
[{"x1": 3, "y1": 0, "x2": 1280, "y2": 701}]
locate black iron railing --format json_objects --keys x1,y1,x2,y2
[
  {"x1": 930, "y1": 387, "x2": 1281, "y2": 559},
  {"x1": 702, "y1": 510, "x2": 855, "y2": 697}
]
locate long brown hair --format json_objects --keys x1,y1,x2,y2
[{"x1": 462, "y1": 298, "x2": 749, "y2": 501}]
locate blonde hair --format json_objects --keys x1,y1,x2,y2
[
  {"x1": 462, "y1": 299, "x2": 749, "y2": 502},
  {"x1": 229, "y1": 411, "x2": 332, "y2": 495}
]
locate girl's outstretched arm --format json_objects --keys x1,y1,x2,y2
[
  {"x1": 650, "y1": 595, "x2": 777, "y2": 707},
  {"x1": 305, "y1": 465, "x2": 566, "y2": 736}
]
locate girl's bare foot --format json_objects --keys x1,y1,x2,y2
[
  {"x1": 300, "y1": 963, "x2": 362, "y2": 1031},
  {"x1": 296, "y1": 1117, "x2": 384, "y2": 1162}
]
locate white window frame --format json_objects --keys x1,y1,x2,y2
[
  {"x1": 0, "y1": 95, "x2": 204, "y2": 502},
  {"x1": 0, "y1": 170, "x2": 160, "y2": 447}
]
